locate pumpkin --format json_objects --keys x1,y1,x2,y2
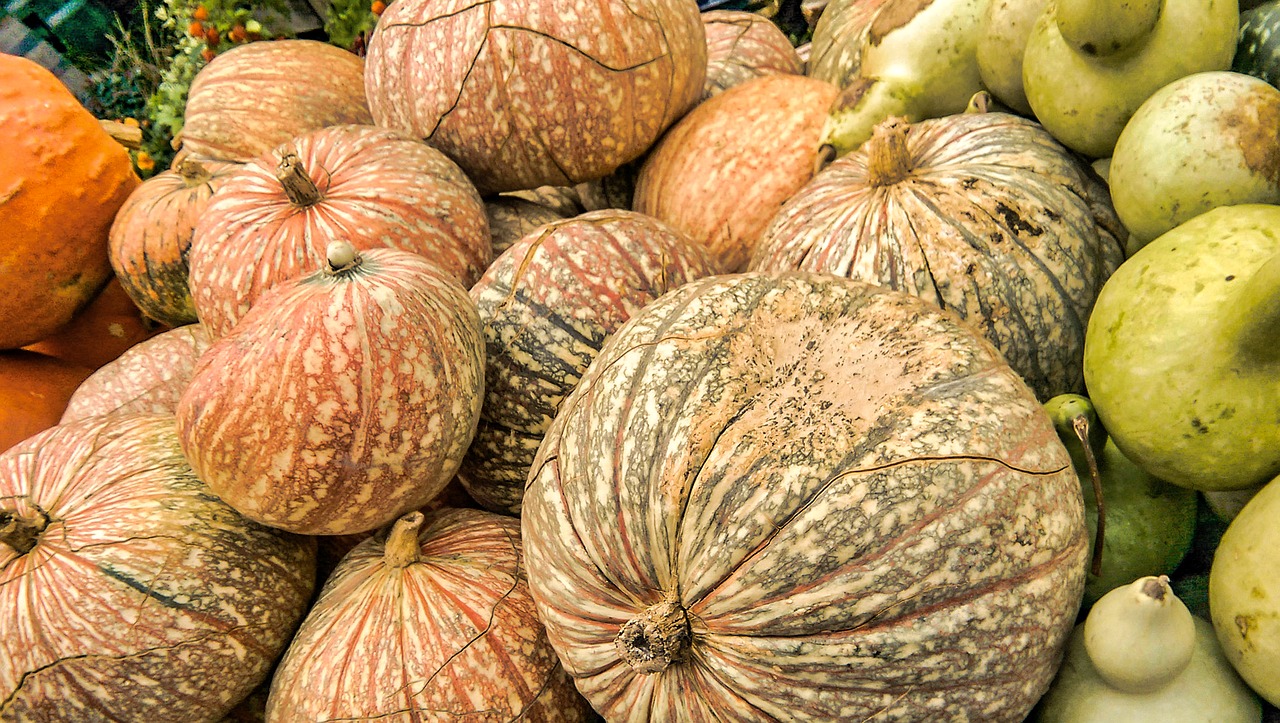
[
  {"x1": 804, "y1": 0, "x2": 891, "y2": 87},
  {"x1": 108, "y1": 156, "x2": 242, "y2": 327},
  {"x1": 0, "y1": 54, "x2": 140, "y2": 349},
  {"x1": 460, "y1": 209, "x2": 718, "y2": 514},
  {"x1": 0, "y1": 350, "x2": 94, "y2": 453},
  {"x1": 633, "y1": 74, "x2": 840, "y2": 272},
  {"x1": 266, "y1": 508, "x2": 594, "y2": 721},
  {"x1": 180, "y1": 39, "x2": 373, "y2": 161},
  {"x1": 751, "y1": 112, "x2": 1126, "y2": 400},
  {"x1": 177, "y1": 242, "x2": 485, "y2": 536},
  {"x1": 484, "y1": 196, "x2": 576, "y2": 257},
  {"x1": 522, "y1": 271, "x2": 1087, "y2": 721},
  {"x1": 363, "y1": 0, "x2": 707, "y2": 194},
  {"x1": 22, "y1": 278, "x2": 168, "y2": 370},
  {"x1": 702, "y1": 9, "x2": 805, "y2": 99},
  {"x1": 61, "y1": 324, "x2": 212, "y2": 424},
  {"x1": 0, "y1": 414, "x2": 315, "y2": 720},
  {"x1": 188, "y1": 124, "x2": 491, "y2": 340},
  {"x1": 1235, "y1": 0, "x2": 1280, "y2": 87}
]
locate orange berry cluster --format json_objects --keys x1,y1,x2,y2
[{"x1": 188, "y1": 5, "x2": 264, "y2": 62}]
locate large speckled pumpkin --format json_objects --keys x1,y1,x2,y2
[
  {"x1": 751, "y1": 112, "x2": 1126, "y2": 400},
  {"x1": 805, "y1": 0, "x2": 890, "y2": 87},
  {"x1": 522, "y1": 271, "x2": 1087, "y2": 721},
  {"x1": 266, "y1": 508, "x2": 593, "y2": 721},
  {"x1": 61, "y1": 324, "x2": 212, "y2": 423},
  {"x1": 181, "y1": 39, "x2": 373, "y2": 162},
  {"x1": 0, "y1": 414, "x2": 315, "y2": 720},
  {"x1": 460, "y1": 209, "x2": 718, "y2": 514},
  {"x1": 177, "y1": 243, "x2": 484, "y2": 536},
  {"x1": 188, "y1": 123, "x2": 490, "y2": 340},
  {"x1": 701, "y1": 9, "x2": 804, "y2": 99},
  {"x1": 363, "y1": 0, "x2": 707, "y2": 194}
]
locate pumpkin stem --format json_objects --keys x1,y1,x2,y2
[
  {"x1": 1072, "y1": 413, "x2": 1107, "y2": 578},
  {"x1": 384, "y1": 511, "x2": 425, "y2": 568},
  {"x1": 277, "y1": 150, "x2": 323, "y2": 207},
  {"x1": 615, "y1": 599, "x2": 692, "y2": 674},
  {"x1": 177, "y1": 157, "x2": 214, "y2": 186},
  {"x1": 325, "y1": 240, "x2": 363, "y2": 274},
  {"x1": 100, "y1": 119, "x2": 142, "y2": 150},
  {"x1": 864, "y1": 117, "x2": 913, "y2": 188},
  {"x1": 0, "y1": 508, "x2": 49, "y2": 556}
]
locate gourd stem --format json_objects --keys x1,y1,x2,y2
[
  {"x1": 1073, "y1": 414, "x2": 1106, "y2": 577},
  {"x1": 864, "y1": 117, "x2": 913, "y2": 187},
  {"x1": 1227, "y1": 252, "x2": 1280, "y2": 364},
  {"x1": 325, "y1": 240, "x2": 363, "y2": 275},
  {"x1": 0, "y1": 509, "x2": 49, "y2": 556},
  {"x1": 615, "y1": 599, "x2": 692, "y2": 674},
  {"x1": 177, "y1": 157, "x2": 213, "y2": 186},
  {"x1": 276, "y1": 151, "x2": 323, "y2": 207},
  {"x1": 384, "y1": 511, "x2": 425, "y2": 568}
]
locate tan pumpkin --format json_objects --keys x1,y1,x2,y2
[
  {"x1": 61, "y1": 324, "x2": 212, "y2": 423},
  {"x1": 177, "y1": 243, "x2": 485, "y2": 536},
  {"x1": 266, "y1": 508, "x2": 594, "y2": 721},
  {"x1": 702, "y1": 9, "x2": 805, "y2": 99},
  {"x1": 188, "y1": 124, "x2": 490, "y2": 340},
  {"x1": 108, "y1": 156, "x2": 241, "y2": 327},
  {"x1": 0, "y1": 414, "x2": 315, "y2": 720},
  {"x1": 522, "y1": 271, "x2": 1087, "y2": 720},
  {"x1": 181, "y1": 39, "x2": 373, "y2": 161},
  {"x1": 751, "y1": 112, "x2": 1126, "y2": 399}
]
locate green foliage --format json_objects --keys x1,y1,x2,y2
[{"x1": 323, "y1": 0, "x2": 379, "y2": 51}]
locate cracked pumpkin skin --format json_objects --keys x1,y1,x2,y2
[
  {"x1": 0, "y1": 414, "x2": 315, "y2": 720},
  {"x1": 522, "y1": 272, "x2": 1087, "y2": 721}
]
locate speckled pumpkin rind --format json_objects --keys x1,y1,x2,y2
[
  {"x1": 176, "y1": 248, "x2": 484, "y2": 536},
  {"x1": 701, "y1": 9, "x2": 804, "y2": 99},
  {"x1": 61, "y1": 324, "x2": 212, "y2": 423},
  {"x1": 522, "y1": 272, "x2": 1087, "y2": 722},
  {"x1": 0, "y1": 414, "x2": 316, "y2": 721},
  {"x1": 461, "y1": 209, "x2": 718, "y2": 514},
  {"x1": 750, "y1": 111, "x2": 1126, "y2": 400},
  {"x1": 181, "y1": 39, "x2": 373, "y2": 162},
  {"x1": 805, "y1": 0, "x2": 891, "y2": 87},
  {"x1": 188, "y1": 123, "x2": 491, "y2": 340},
  {"x1": 265, "y1": 507, "x2": 593, "y2": 721},
  {"x1": 363, "y1": 0, "x2": 707, "y2": 194}
]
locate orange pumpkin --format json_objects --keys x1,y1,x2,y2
[
  {"x1": 24, "y1": 278, "x2": 168, "y2": 369},
  {"x1": 0, "y1": 350, "x2": 95, "y2": 453},
  {"x1": 0, "y1": 55, "x2": 140, "y2": 349},
  {"x1": 109, "y1": 157, "x2": 242, "y2": 327}
]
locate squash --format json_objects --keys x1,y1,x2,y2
[
  {"x1": 522, "y1": 271, "x2": 1087, "y2": 721},
  {"x1": 265, "y1": 508, "x2": 593, "y2": 720},
  {"x1": 108, "y1": 156, "x2": 242, "y2": 327},
  {"x1": 751, "y1": 112, "x2": 1126, "y2": 400},
  {"x1": 485, "y1": 196, "x2": 576, "y2": 256},
  {"x1": 702, "y1": 9, "x2": 804, "y2": 99},
  {"x1": 460, "y1": 210, "x2": 718, "y2": 514},
  {"x1": 180, "y1": 39, "x2": 373, "y2": 162},
  {"x1": 22, "y1": 278, "x2": 167, "y2": 370},
  {"x1": 177, "y1": 242, "x2": 485, "y2": 536},
  {"x1": 1234, "y1": 0, "x2": 1280, "y2": 86},
  {"x1": 188, "y1": 124, "x2": 490, "y2": 340},
  {"x1": 0, "y1": 414, "x2": 315, "y2": 720},
  {"x1": 0, "y1": 54, "x2": 140, "y2": 349},
  {"x1": 805, "y1": 0, "x2": 891, "y2": 88},
  {"x1": 61, "y1": 324, "x2": 212, "y2": 424},
  {"x1": 634, "y1": 74, "x2": 840, "y2": 272},
  {"x1": 363, "y1": 0, "x2": 706, "y2": 194},
  {"x1": 0, "y1": 350, "x2": 94, "y2": 453}
]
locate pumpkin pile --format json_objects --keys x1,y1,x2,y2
[{"x1": 3, "y1": 0, "x2": 1280, "y2": 718}]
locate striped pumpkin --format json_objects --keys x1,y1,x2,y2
[
  {"x1": 187, "y1": 123, "x2": 490, "y2": 340},
  {"x1": 460, "y1": 210, "x2": 718, "y2": 514},
  {"x1": 522, "y1": 271, "x2": 1087, "y2": 721},
  {"x1": 751, "y1": 112, "x2": 1126, "y2": 400},
  {"x1": 0, "y1": 414, "x2": 315, "y2": 720},
  {"x1": 177, "y1": 243, "x2": 484, "y2": 536},
  {"x1": 61, "y1": 324, "x2": 212, "y2": 423},
  {"x1": 702, "y1": 9, "x2": 804, "y2": 99},
  {"x1": 108, "y1": 157, "x2": 240, "y2": 327},
  {"x1": 266, "y1": 508, "x2": 593, "y2": 720}
]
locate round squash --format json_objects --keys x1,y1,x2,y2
[
  {"x1": 23, "y1": 278, "x2": 168, "y2": 370},
  {"x1": 0, "y1": 54, "x2": 140, "y2": 349},
  {"x1": 0, "y1": 414, "x2": 315, "y2": 720},
  {"x1": 363, "y1": 0, "x2": 706, "y2": 194},
  {"x1": 177, "y1": 243, "x2": 485, "y2": 536},
  {"x1": 180, "y1": 39, "x2": 373, "y2": 161},
  {"x1": 266, "y1": 508, "x2": 593, "y2": 721},
  {"x1": 61, "y1": 324, "x2": 212, "y2": 424},
  {"x1": 0, "y1": 350, "x2": 94, "y2": 453},
  {"x1": 484, "y1": 196, "x2": 578, "y2": 257},
  {"x1": 108, "y1": 156, "x2": 241, "y2": 327},
  {"x1": 460, "y1": 210, "x2": 718, "y2": 514},
  {"x1": 751, "y1": 112, "x2": 1126, "y2": 400},
  {"x1": 634, "y1": 73, "x2": 839, "y2": 271},
  {"x1": 188, "y1": 124, "x2": 490, "y2": 340},
  {"x1": 522, "y1": 271, "x2": 1087, "y2": 720},
  {"x1": 805, "y1": 0, "x2": 889, "y2": 87},
  {"x1": 702, "y1": 9, "x2": 804, "y2": 99}
]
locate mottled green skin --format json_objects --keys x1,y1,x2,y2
[{"x1": 1235, "y1": 0, "x2": 1280, "y2": 87}]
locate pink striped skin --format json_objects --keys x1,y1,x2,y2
[
  {"x1": 522, "y1": 272, "x2": 1087, "y2": 722},
  {"x1": 176, "y1": 247, "x2": 485, "y2": 537},
  {"x1": 701, "y1": 10, "x2": 804, "y2": 100},
  {"x1": 61, "y1": 324, "x2": 212, "y2": 423},
  {"x1": 0, "y1": 414, "x2": 315, "y2": 721},
  {"x1": 363, "y1": 0, "x2": 707, "y2": 195},
  {"x1": 265, "y1": 507, "x2": 594, "y2": 721},
  {"x1": 188, "y1": 123, "x2": 491, "y2": 341}
]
